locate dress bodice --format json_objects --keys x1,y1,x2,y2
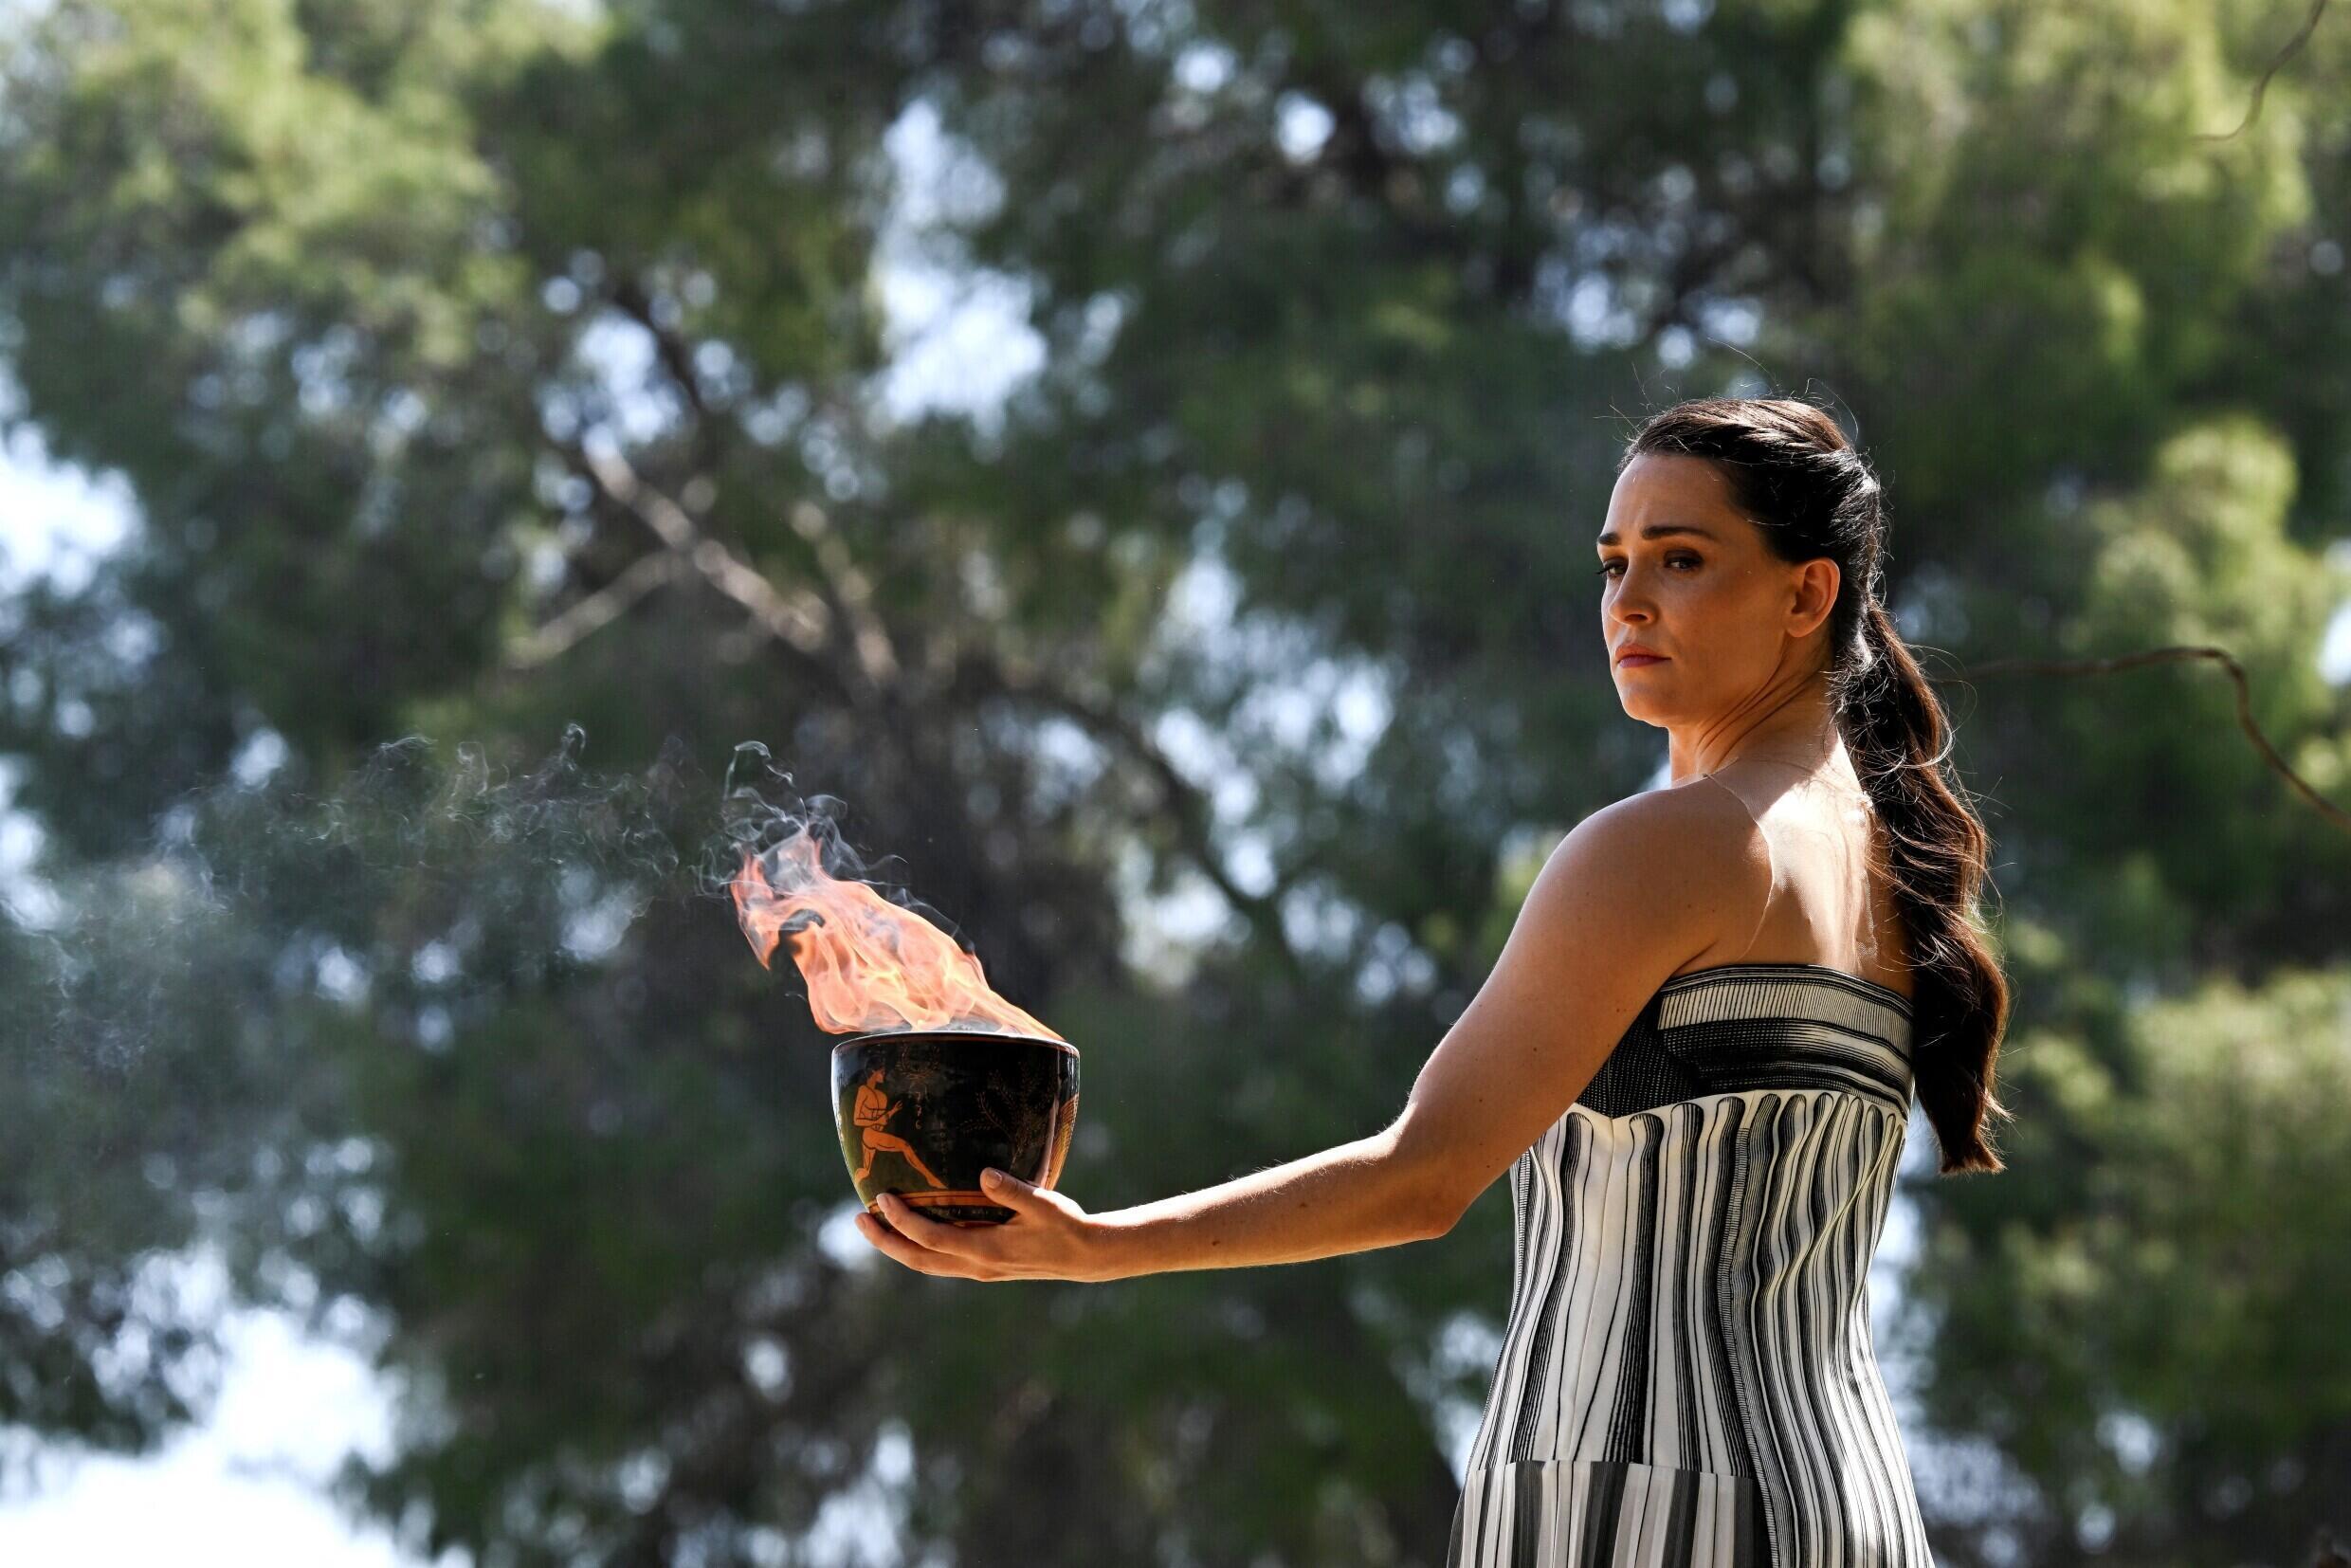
[{"x1": 1447, "y1": 962, "x2": 1933, "y2": 1568}]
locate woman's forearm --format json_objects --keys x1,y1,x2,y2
[{"x1": 1089, "y1": 1127, "x2": 1449, "y2": 1280}]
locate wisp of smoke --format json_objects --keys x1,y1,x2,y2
[{"x1": 0, "y1": 726, "x2": 965, "y2": 1070}]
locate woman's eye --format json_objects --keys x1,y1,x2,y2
[{"x1": 1595, "y1": 556, "x2": 1698, "y2": 577}]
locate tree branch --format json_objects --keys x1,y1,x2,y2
[
  {"x1": 1958, "y1": 643, "x2": 2348, "y2": 832},
  {"x1": 504, "y1": 549, "x2": 679, "y2": 671},
  {"x1": 611, "y1": 279, "x2": 713, "y2": 424},
  {"x1": 552, "y1": 434, "x2": 833, "y2": 653},
  {"x1": 553, "y1": 428, "x2": 905, "y2": 704},
  {"x1": 780, "y1": 495, "x2": 903, "y2": 694},
  {"x1": 947, "y1": 650, "x2": 1308, "y2": 985},
  {"x1": 521, "y1": 438, "x2": 1294, "y2": 979},
  {"x1": 2194, "y1": 0, "x2": 2330, "y2": 144}
]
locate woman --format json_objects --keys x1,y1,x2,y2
[{"x1": 856, "y1": 395, "x2": 2014, "y2": 1567}]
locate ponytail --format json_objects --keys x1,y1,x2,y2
[
  {"x1": 1623, "y1": 396, "x2": 2014, "y2": 1175},
  {"x1": 1844, "y1": 597, "x2": 2014, "y2": 1173}
]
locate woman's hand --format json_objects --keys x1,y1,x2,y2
[{"x1": 853, "y1": 1168, "x2": 1114, "y2": 1284}]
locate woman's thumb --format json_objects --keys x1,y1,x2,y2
[{"x1": 986, "y1": 1166, "x2": 1084, "y2": 1218}]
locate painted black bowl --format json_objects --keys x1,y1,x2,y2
[{"x1": 830, "y1": 1030, "x2": 1080, "y2": 1227}]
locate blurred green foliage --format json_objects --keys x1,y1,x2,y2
[{"x1": 1, "y1": 1, "x2": 2347, "y2": 1564}]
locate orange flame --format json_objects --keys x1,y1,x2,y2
[{"x1": 730, "y1": 831, "x2": 1062, "y2": 1040}]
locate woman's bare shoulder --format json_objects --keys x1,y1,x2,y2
[
  {"x1": 1568, "y1": 777, "x2": 1774, "y2": 947},
  {"x1": 1583, "y1": 773, "x2": 1764, "y2": 848}
]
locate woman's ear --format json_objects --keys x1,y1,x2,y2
[{"x1": 1787, "y1": 557, "x2": 1841, "y2": 639}]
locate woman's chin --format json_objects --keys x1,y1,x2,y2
[{"x1": 1614, "y1": 690, "x2": 1679, "y2": 722}]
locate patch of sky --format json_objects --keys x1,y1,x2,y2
[
  {"x1": 570, "y1": 314, "x2": 687, "y2": 448},
  {"x1": 740, "y1": 1335, "x2": 792, "y2": 1401},
  {"x1": 1534, "y1": 254, "x2": 1643, "y2": 350},
  {"x1": 869, "y1": 99, "x2": 1043, "y2": 441},
  {"x1": 1353, "y1": 919, "x2": 1439, "y2": 1007},
  {"x1": 796, "y1": 1420, "x2": 920, "y2": 1568},
  {"x1": 1172, "y1": 38, "x2": 1236, "y2": 96},
  {"x1": 0, "y1": 761, "x2": 59, "y2": 928},
  {"x1": 410, "y1": 939, "x2": 461, "y2": 988},
  {"x1": 230, "y1": 729, "x2": 291, "y2": 790},
  {"x1": 314, "y1": 945, "x2": 370, "y2": 1008},
  {"x1": 1276, "y1": 878, "x2": 1366, "y2": 966},
  {"x1": 0, "y1": 392, "x2": 139, "y2": 597},
  {"x1": 2323, "y1": 539, "x2": 2351, "y2": 684},
  {"x1": 1112, "y1": 838, "x2": 1238, "y2": 990},
  {"x1": 557, "y1": 866, "x2": 646, "y2": 964},
  {"x1": 0, "y1": 1242, "x2": 441, "y2": 1568},
  {"x1": 1274, "y1": 91, "x2": 1335, "y2": 163},
  {"x1": 1429, "y1": 1307, "x2": 1504, "y2": 1482},
  {"x1": 1364, "y1": 71, "x2": 1462, "y2": 156}
]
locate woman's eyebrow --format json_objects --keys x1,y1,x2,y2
[{"x1": 1595, "y1": 523, "x2": 1719, "y2": 547}]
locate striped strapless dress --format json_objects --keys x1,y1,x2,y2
[{"x1": 1445, "y1": 962, "x2": 1936, "y2": 1568}]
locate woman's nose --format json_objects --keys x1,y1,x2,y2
[{"x1": 1610, "y1": 579, "x2": 1659, "y2": 615}]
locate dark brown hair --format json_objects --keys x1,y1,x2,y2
[{"x1": 1619, "y1": 395, "x2": 2013, "y2": 1175}]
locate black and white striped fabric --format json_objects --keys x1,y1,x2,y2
[{"x1": 1445, "y1": 962, "x2": 1934, "y2": 1568}]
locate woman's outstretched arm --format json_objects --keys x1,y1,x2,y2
[
  {"x1": 1085, "y1": 1124, "x2": 1452, "y2": 1279},
  {"x1": 853, "y1": 1121, "x2": 1448, "y2": 1283},
  {"x1": 857, "y1": 783, "x2": 1757, "y2": 1284}
]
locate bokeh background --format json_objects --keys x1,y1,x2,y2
[{"x1": 3, "y1": 1, "x2": 2349, "y2": 1564}]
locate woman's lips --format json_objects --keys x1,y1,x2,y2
[{"x1": 1618, "y1": 654, "x2": 1668, "y2": 668}]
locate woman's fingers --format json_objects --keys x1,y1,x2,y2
[
  {"x1": 857, "y1": 1195, "x2": 999, "y2": 1278},
  {"x1": 879, "y1": 1192, "x2": 970, "y2": 1249},
  {"x1": 855, "y1": 1209, "x2": 957, "y2": 1275}
]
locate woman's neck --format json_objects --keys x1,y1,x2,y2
[{"x1": 1668, "y1": 670, "x2": 1850, "y2": 786}]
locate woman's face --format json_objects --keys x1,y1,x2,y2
[{"x1": 1595, "y1": 453, "x2": 1841, "y2": 730}]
